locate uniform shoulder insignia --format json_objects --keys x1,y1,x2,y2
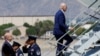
[
  {"x1": 19, "y1": 54, "x2": 23, "y2": 56},
  {"x1": 36, "y1": 50, "x2": 41, "y2": 55}
]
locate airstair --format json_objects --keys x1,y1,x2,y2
[{"x1": 44, "y1": 0, "x2": 100, "y2": 56}]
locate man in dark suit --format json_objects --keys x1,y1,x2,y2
[
  {"x1": 53, "y1": 3, "x2": 73, "y2": 56},
  {"x1": 22, "y1": 35, "x2": 41, "y2": 56},
  {"x1": 2, "y1": 33, "x2": 15, "y2": 56}
]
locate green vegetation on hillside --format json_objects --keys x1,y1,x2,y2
[
  {"x1": 0, "y1": 23, "x2": 14, "y2": 37},
  {"x1": 12, "y1": 29, "x2": 21, "y2": 36},
  {"x1": 25, "y1": 20, "x2": 54, "y2": 37}
]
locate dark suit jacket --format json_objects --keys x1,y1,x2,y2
[
  {"x1": 53, "y1": 10, "x2": 68, "y2": 35},
  {"x1": 2, "y1": 41, "x2": 15, "y2": 56}
]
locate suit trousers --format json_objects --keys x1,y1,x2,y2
[{"x1": 55, "y1": 34, "x2": 73, "y2": 56}]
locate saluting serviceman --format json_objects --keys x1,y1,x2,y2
[{"x1": 22, "y1": 35, "x2": 41, "y2": 56}]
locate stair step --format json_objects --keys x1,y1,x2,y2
[{"x1": 81, "y1": 38, "x2": 89, "y2": 44}]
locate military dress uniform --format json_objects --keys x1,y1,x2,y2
[
  {"x1": 23, "y1": 43, "x2": 41, "y2": 56},
  {"x1": 22, "y1": 36, "x2": 41, "y2": 56},
  {"x1": 16, "y1": 49, "x2": 24, "y2": 56},
  {"x1": 12, "y1": 41, "x2": 24, "y2": 56}
]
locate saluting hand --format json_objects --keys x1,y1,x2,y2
[{"x1": 24, "y1": 40, "x2": 29, "y2": 47}]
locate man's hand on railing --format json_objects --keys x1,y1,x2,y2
[{"x1": 69, "y1": 27, "x2": 74, "y2": 31}]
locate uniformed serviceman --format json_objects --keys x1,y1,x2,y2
[
  {"x1": 22, "y1": 35, "x2": 41, "y2": 56},
  {"x1": 12, "y1": 41, "x2": 24, "y2": 56}
]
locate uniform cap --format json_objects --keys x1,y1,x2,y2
[{"x1": 12, "y1": 41, "x2": 21, "y2": 46}]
